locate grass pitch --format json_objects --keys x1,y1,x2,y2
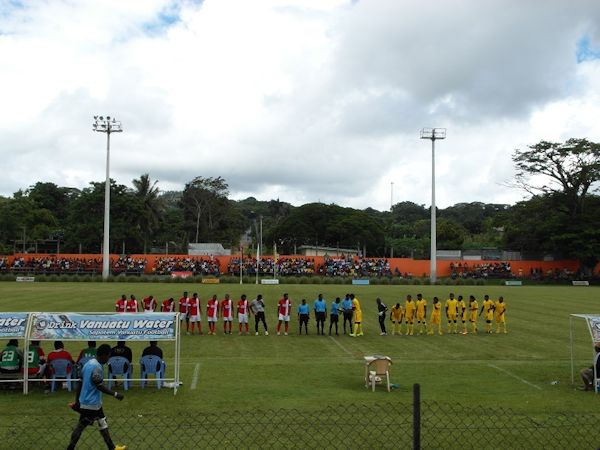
[{"x1": 0, "y1": 282, "x2": 598, "y2": 420}]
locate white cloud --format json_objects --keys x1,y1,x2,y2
[{"x1": 0, "y1": 0, "x2": 599, "y2": 211}]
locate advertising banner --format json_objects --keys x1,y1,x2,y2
[
  {"x1": 0, "y1": 313, "x2": 28, "y2": 337},
  {"x1": 587, "y1": 317, "x2": 600, "y2": 343},
  {"x1": 30, "y1": 313, "x2": 177, "y2": 341}
]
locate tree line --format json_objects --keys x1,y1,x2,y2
[{"x1": 0, "y1": 138, "x2": 599, "y2": 272}]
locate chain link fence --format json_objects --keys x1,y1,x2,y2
[{"x1": 1, "y1": 386, "x2": 599, "y2": 449}]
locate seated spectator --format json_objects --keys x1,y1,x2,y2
[
  {"x1": 76, "y1": 341, "x2": 97, "y2": 363},
  {"x1": 142, "y1": 341, "x2": 163, "y2": 359},
  {"x1": 0, "y1": 339, "x2": 23, "y2": 374},
  {"x1": 23, "y1": 340, "x2": 46, "y2": 377},
  {"x1": 47, "y1": 340, "x2": 74, "y2": 374},
  {"x1": 580, "y1": 343, "x2": 600, "y2": 391},
  {"x1": 111, "y1": 341, "x2": 133, "y2": 362}
]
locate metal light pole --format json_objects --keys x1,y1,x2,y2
[
  {"x1": 420, "y1": 128, "x2": 446, "y2": 284},
  {"x1": 93, "y1": 116, "x2": 123, "y2": 280}
]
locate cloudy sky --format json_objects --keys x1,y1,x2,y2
[{"x1": 1, "y1": 0, "x2": 599, "y2": 210}]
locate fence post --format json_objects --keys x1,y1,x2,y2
[{"x1": 413, "y1": 383, "x2": 421, "y2": 450}]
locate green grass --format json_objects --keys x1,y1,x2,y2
[{"x1": 0, "y1": 283, "x2": 599, "y2": 448}]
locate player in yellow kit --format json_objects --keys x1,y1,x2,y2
[
  {"x1": 404, "y1": 295, "x2": 416, "y2": 336},
  {"x1": 428, "y1": 297, "x2": 443, "y2": 335},
  {"x1": 495, "y1": 296, "x2": 507, "y2": 333},
  {"x1": 468, "y1": 295, "x2": 479, "y2": 333},
  {"x1": 390, "y1": 303, "x2": 404, "y2": 335},
  {"x1": 445, "y1": 293, "x2": 459, "y2": 334},
  {"x1": 349, "y1": 294, "x2": 363, "y2": 337},
  {"x1": 415, "y1": 293, "x2": 428, "y2": 335},
  {"x1": 479, "y1": 294, "x2": 495, "y2": 333},
  {"x1": 458, "y1": 295, "x2": 468, "y2": 334}
]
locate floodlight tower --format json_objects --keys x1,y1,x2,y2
[
  {"x1": 93, "y1": 116, "x2": 123, "y2": 280},
  {"x1": 420, "y1": 127, "x2": 446, "y2": 284}
]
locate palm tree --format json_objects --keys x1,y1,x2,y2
[{"x1": 132, "y1": 173, "x2": 163, "y2": 253}]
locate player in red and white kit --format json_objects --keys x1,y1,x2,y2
[
  {"x1": 277, "y1": 293, "x2": 292, "y2": 336},
  {"x1": 206, "y1": 294, "x2": 219, "y2": 335},
  {"x1": 126, "y1": 295, "x2": 139, "y2": 313},
  {"x1": 179, "y1": 291, "x2": 190, "y2": 333},
  {"x1": 237, "y1": 294, "x2": 250, "y2": 335},
  {"x1": 115, "y1": 294, "x2": 127, "y2": 313},
  {"x1": 142, "y1": 295, "x2": 157, "y2": 312},
  {"x1": 161, "y1": 297, "x2": 175, "y2": 312},
  {"x1": 220, "y1": 294, "x2": 234, "y2": 334},
  {"x1": 187, "y1": 293, "x2": 202, "y2": 335}
]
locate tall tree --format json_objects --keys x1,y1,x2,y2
[
  {"x1": 132, "y1": 173, "x2": 163, "y2": 253},
  {"x1": 513, "y1": 138, "x2": 600, "y2": 217}
]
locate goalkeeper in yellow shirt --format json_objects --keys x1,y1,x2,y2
[
  {"x1": 479, "y1": 294, "x2": 495, "y2": 333},
  {"x1": 495, "y1": 296, "x2": 507, "y2": 333},
  {"x1": 445, "y1": 293, "x2": 459, "y2": 334},
  {"x1": 349, "y1": 294, "x2": 363, "y2": 337},
  {"x1": 468, "y1": 295, "x2": 478, "y2": 333},
  {"x1": 390, "y1": 302, "x2": 403, "y2": 335},
  {"x1": 415, "y1": 293, "x2": 428, "y2": 335},
  {"x1": 404, "y1": 295, "x2": 416, "y2": 336},
  {"x1": 428, "y1": 297, "x2": 443, "y2": 335}
]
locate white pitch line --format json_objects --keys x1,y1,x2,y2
[
  {"x1": 328, "y1": 336, "x2": 353, "y2": 356},
  {"x1": 190, "y1": 363, "x2": 200, "y2": 390},
  {"x1": 487, "y1": 363, "x2": 542, "y2": 391}
]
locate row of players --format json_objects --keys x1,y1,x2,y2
[
  {"x1": 0, "y1": 339, "x2": 162, "y2": 376},
  {"x1": 114, "y1": 292, "x2": 507, "y2": 336}
]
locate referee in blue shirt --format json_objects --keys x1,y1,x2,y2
[
  {"x1": 297, "y1": 299, "x2": 310, "y2": 335},
  {"x1": 329, "y1": 297, "x2": 341, "y2": 335},
  {"x1": 341, "y1": 294, "x2": 354, "y2": 334},
  {"x1": 313, "y1": 294, "x2": 328, "y2": 335}
]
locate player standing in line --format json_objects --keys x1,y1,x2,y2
[
  {"x1": 445, "y1": 293, "x2": 459, "y2": 334},
  {"x1": 428, "y1": 297, "x2": 443, "y2": 335},
  {"x1": 188, "y1": 293, "x2": 202, "y2": 335},
  {"x1": 67, "y1": 344, "x2": 126, "y2": 450},
  {"x1": 237, "y1": 294, "x2": 250, "y2": 335},
  {"x1": 179, "y1": 291, "x2": 190, "y2": 333},
  {"x1": 161, "y1": 297, "x2": 175, "y2": 312},
  {"x1": 415, "y1": 293, "x2": 427, "y2": 335},
  {"x1": 276, "y1": 293, "x2": 292, "y2": 336},
  {"x1": 126, "y1": 295, "x2": 139, "y2": 313},
  {"x1": 115, "y1": 295, "x2": 126, "y2": 313},
  {"x1": 341, "y1": 294, "x2": 353, "y2": 334},
  {"x1": 469, "y1": 295, "x2": 479, "y2": 333},
  {"x1": 390, "y1": 302, "x2": 403, "y2": 335},
  {"x1": 349, "y1": 294, "x2": 363, "y2": 337},
  {"x1": 457, "y1": 295, "x2": 467, "y2": 334},
  {"x1": 313, "y1": 294, "x2": 327, "y2": 335},
  {"x1": 404, "y1": 295, "x2": 416, "y2": 336},
  {"x1": 207, "y1": 294, "x2": 219, "y2": 335},
  {"x1": 250, "y1": 294, "x2": 269, "y2": 336},
  {"x1": 329, "y1": 297, "x2": 341, "y2": 336},
  {"x1": 142, "y1": 295, "x2": 157, "y2": 313},
  {"x1": 479, "y1": 295, "x2": 494, "y2": 333},
  {"x1": 297, "y1": 299, "x2": 310, "y2": 335},
  {"x1": 479, "y1": 294, "x2": 495, "y2": 334},
  {"x1": 376, "y1": 298, "x2": 388, "y2": 336},
  {"x1": 495, "y1": 296, "x2": 507, "y2": 333},
  {"x1": 221, "y1": 294, "x2": 234, "y2": 335}
]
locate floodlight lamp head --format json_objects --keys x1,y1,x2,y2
[
  {"x1": 420, "y1": 128, "x2": 434, "y2": 139},
  {"x1": 99, "y1": 116, "x2": 104, "y2": 121}
]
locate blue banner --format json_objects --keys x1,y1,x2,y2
[
  {"x1": 30, "y1": 313, "x2": 177, "y2": 341},
  {"x1": 0, "y1": 313, "x2": 28, "y2": 338}
]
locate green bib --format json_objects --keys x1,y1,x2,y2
[{"x1": 1, "y1": 345, "x2": 20, "y2": 369}]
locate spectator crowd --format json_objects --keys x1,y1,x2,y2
[{"x1": 153, "y1": 257, "x2": 220, "y2": 276}]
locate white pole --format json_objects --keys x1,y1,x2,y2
[
  {"x1": 240, "y1": 247, "x2": 243, "y2": 284},
  {"x1": 255, "y1": 244, "x2": 260, "y2": 285},
  {"x1": 430, "y1": 138, "x2": 437, "y2": 284},
  {"x1": 102, "y1": 132, "x2": 111, "y2": 280},
  {"x1": 390, "y1": 182, "x2": 394, "y2": 211},
  {"x1": 22, "y1": 313, "x2": 34, "y2": 395},
  {"x1": 570, "y1": 315, "x2": 574, "y2": 384},
  {"x1": 174, "y1": 312, "x2": 180, "y2": 396}
]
